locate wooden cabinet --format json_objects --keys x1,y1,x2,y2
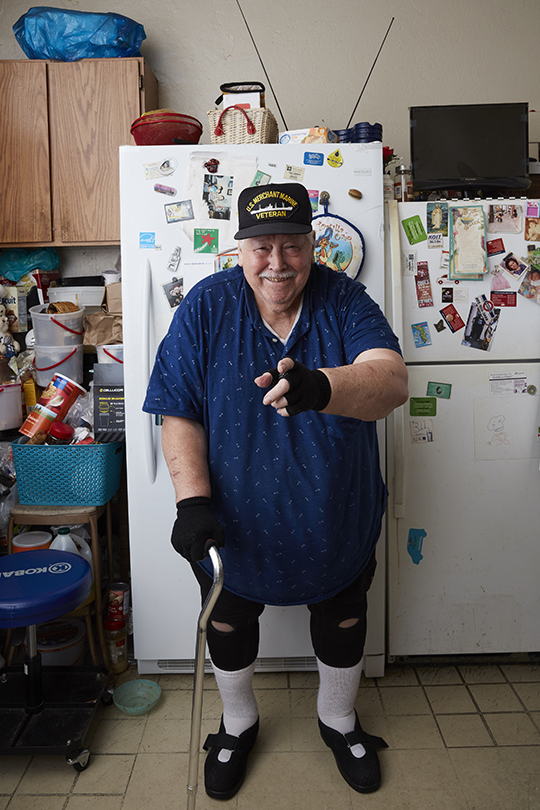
[{"x1": 0, "y1": 58, "x2": 158, "y2": 247}]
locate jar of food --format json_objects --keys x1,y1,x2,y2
[
  {"x1": 104, "y1": 618, "x2": 128, "y2": 673},
  {"x1": 394, "y1": 165, "x2": 414, "y2": 201},
  {"x1": 45, "y1": 421, "x2": 74, "y2": 445}
]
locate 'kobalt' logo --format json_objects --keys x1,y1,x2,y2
[{"x1": 1, "y1": 562, "x2": 73, "y2": 578}]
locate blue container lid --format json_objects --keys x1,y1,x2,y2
[{"x1": 0, "y1": 549, "x2": 92, "y2": 628}]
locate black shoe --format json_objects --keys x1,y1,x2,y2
[
  {"x1": 203, "y1": 717, "x2": 259, "y2": 801},
  {"x1": 318, "y1": 712, "x2": 388, "y2": 793}
]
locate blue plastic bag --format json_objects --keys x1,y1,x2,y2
[
  {"x1": 0, "y1": 248, "x2": 60, "y2": 283},
  {"x1": 13, "y1": 7, "x2": 146, "y2": 62}
]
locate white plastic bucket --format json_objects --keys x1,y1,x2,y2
[
  {"x1": 33, "y1": 344, "x2": 84, "y2": 388},
  {"x1": 30, "y1": 305, "x2": 85, "y2": 347},
  {"x1": 96, "y1": 344, "x2": 123, "y2": 364},
  {"x1": 23, "y1": 619, "x2": 86, "y2": 666},
  {"x1": 0, "y1": 382, "x2": 23, "y2": 430},
  {"x1": 12, "y1": 530, "x2": 52, "y2": 552}
]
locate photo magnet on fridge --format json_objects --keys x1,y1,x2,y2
[
  {"x1": 500, "y1": 252, "x2": 527, "y2": 280},
  {"x1": 462, "y1": 302, "x2": 501, "y2": 351},
  {"x1": 164, "y1": 200, "x2": 194, "y2": 223},
  {"x1": 487, "y1": 204, "x2": 522, "y2": 234},
  {"x1": 161, "y1": 277, "x2": 184, "y2": 309},
  {"x1": 427, "y1": 202, "x2": 448, "y2": 235},
  {"x1": 524, "y1": 217, "x2": 540, "y2": 242}
]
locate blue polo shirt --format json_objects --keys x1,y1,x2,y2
[{"x1": 144, "y1": 264, "x2": 401, "y2": 605}]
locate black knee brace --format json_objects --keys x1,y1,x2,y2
[
  {"x1": 309, "y1": 611, "x2": 368, "y2": 668},
  {"x1": 206, "y1": 615, "x2": 260, "y2": 671}
]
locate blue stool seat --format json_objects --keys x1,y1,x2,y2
[{"x1": 0, "y1": 550, "x2": 92, "y2": 628}]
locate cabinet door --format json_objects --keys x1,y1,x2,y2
[
  {"x1": 48, "y1": 60, "x2": 142, "y2": 243},
  {"x1": 0, "y1": 61, "x2": 52, "y2": 243}
]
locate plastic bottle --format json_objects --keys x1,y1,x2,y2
[
  {"x1": 104, "y1": 618, "x2": 128, "y2": 673},
  {"x1": 50, "y1": 526, "x2": 80, "y2": 555},
  {"x1": 394, "y1": 165, "x2": 414, "y2": 201}
]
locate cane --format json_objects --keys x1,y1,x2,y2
[{"x1": 186, "y1": 544, "x2": 224, "y2": 810}]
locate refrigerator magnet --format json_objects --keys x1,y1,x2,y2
[
  {"x1": 500, "y1": 252, "x2": 527, "y2": 281},
  {"x1": 250, "y1": 170, "x2": 272, "y2": 186},
  {"x1": 415, "y1": 261, "x2": 434, "y2": 307},
  {"x1": 410, "y1": 397, "x2": 436, "y2": 417},
  {"x1": 475, "y1": 294, "x2": 497, "y2": 324},
  {"x1": 526, "y1": 201, "x2": 539, "y2": 218},
  {"x1": 406, "y1": 528, "x2": 426, "y2": 563},
  {"x1": 428, "y1": 234, "x2": 443, "y2": 249},
  {"x1": 434, "y1": 319, "x2": 446, "y2": 332},
  {"x1": 487, "y1": 237, "x2": 505, "y2": 256},
  {"x1": 426, "y1": 381, "x2": 452, "y2": 399},
  {"x1": 409, "y1": 420, "x2": 434, "y2": 445},
  {"x1": 194, "y1": 228, "x2": 219, "y2": 254},
  {"x1": 284, "y1": 164, "x2": 305, "y2": 182},
  {"x1": 164, "y1": 200, "x2": 194, "y2": 223},
  {"x1": 166, "y1": 247, "x2": 181, "y2": 274},
  {"x1": 487, "y1": 204, "x2": 523, "y2": 234},
  {"x1": 154, "y1": 183, "x2": 176, "y2": 196},
  {"x1": 326, "y1": 149, "x2": 343, "y2": 168},
  {"x1": 303, "y1": 152, "x2": 324, "y2": 166},
  {"x1": 440, "y1": 303, "x2": 465, "y2": 332},
  {"x1": 308, "y1": 189, "x2": 319, "y2": 214},
  {"x1": 491, "y1": 291, "x2": 517, "y2": 307},
  {"x1": 402, "y1": 215, "x2": 427, "y2": 245},
  {"x1": 462, "y1": 302, "x2": 501, "y2": 351},
  {"x1": 161, "y1": 277, "x2": 184, "y2": 308},
  {"x1": 411, "y1": 321, "x2": 432, "y2": 347},
  {"x1": 524, "y1": 217, "x2": 540, "y2": 242},
  {"x1": 427, "y1": 202, "x2": 448, "y2": 236},
  {"x1": 402, "y1": 250, "x2": 417, "y2": 275},
  {"x1": 517, "y1": 268, "x2": 540, "y2": 305}
]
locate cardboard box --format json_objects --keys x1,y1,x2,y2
[
  {"x1": 279, "y1": 127, "x2": 338, "y2": 144},
  {"x1": 3, "y1": 286, "x2": 27, "y2": 332},
  {"x1": 93, "y1": 363, "x2": 124, "y2": 442},
  {"x1": 101, "y1": 282, "x2": 122, "y2": 314}
]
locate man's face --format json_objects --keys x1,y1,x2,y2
[{"x1": 238, "y1": 232, "x2": 315, "y2": 314}]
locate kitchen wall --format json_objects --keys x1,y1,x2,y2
[{"x1": 1, "y1": 0, "x2": 538, "y2": 274}]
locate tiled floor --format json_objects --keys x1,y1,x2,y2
[{"x1": 1, "y1": 661, "x2": 539, "y2": 809}]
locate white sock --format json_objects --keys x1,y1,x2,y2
[
  {"x1": 212, "y1": 661, "x2": 259, "y2": 763},
  {"x1": 317, "y1": 657, "x2": 366, "y2": 759}
]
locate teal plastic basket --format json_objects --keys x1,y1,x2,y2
[{"x1": 12, "y1": 441, "x2": 124, "y2": 506}]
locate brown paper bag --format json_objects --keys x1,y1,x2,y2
[
  {"x1": 100, "y1": 282, "x2": 122, "y2": 314},
  {"x1": 84, "y1": 312, "x2": 123, "y2": 347}
]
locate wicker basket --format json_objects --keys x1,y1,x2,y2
[{"x1": 207, "y1": 105, "x2": 279, "y2": 145}]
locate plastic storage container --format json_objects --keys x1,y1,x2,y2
[
  {"x1": 47, "y1": 287, "x2": 104, "y2": 312},
  {"x1": 12, "y1": 530, "x2": 52, "y2": 552},
  {"x1": 96, "y1": 344, "x2": 123, "y2": 364},
  {"x1": 29, "y1": 305, "x2": 85, "y2": 347},
  {"x1": 11, "y1": 441, "x2": 124, "y2": 506},
  {"x1": 23, "y1": 618, "x2": 87, "y2": 666},
  {"x1": 33, "y1": 344, "x2": 84, "y2": 387},
  {"x1": 0, "y1": 382, "x2": 23, "y2": 430}
]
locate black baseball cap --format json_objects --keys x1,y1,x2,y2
[{"x1": 234, "y1": 183, "x2": 313, "y2": 239}]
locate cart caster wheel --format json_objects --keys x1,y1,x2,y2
[
  {"x1": 67, "y1": 748, "x2": 90, "y2": 771},
  {"x1": 101, "y1": 687, "x2": 114, "y2": 706}
]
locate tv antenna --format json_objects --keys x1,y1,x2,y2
[{"x1": 346, "y1": 17, "x2": 395, "y2": 129}]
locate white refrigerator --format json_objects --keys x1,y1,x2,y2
[
  {"x1": 386, "y1": 198, "x2": 540, "y2": 657},
  {"x1": 119, "y1": 142, "x2": 388, "y2": 675}
]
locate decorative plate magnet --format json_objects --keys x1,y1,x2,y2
[
  {"x1": 204, "y1": 158, "x2": 220, "y2": 173},
  {"x1": 312, "y1": 191, "x2": 365, "y2": 279}
]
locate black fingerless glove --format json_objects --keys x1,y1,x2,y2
[
  {"x1": 171, "y1": 496, "x2": 225, "y2": 562},
  {"x1": 266, "y1": 361, "x2": 332, "y2": 416}
]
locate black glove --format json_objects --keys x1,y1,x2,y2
[
  {"x1": 265, "y1": 360, "x2": 332, "y2": 416},
  {"x1": 171, "y1": 496, "x2": 225, "y2": 562}
]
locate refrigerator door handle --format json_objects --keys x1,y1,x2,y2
[
  {"x1": 142, "y1": 257, "x2": 157, "y2": 484},
  {"x1": 386, "y1": 200, "x2": 406, "y2": 516}
]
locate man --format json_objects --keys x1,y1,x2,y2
[{"x1": 144, "y1": 183, "x2": 408, "y2": 800}]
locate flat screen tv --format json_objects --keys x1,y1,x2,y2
[{"x1": 410, "y1": 102, "x2": 530, "y2": 193}]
